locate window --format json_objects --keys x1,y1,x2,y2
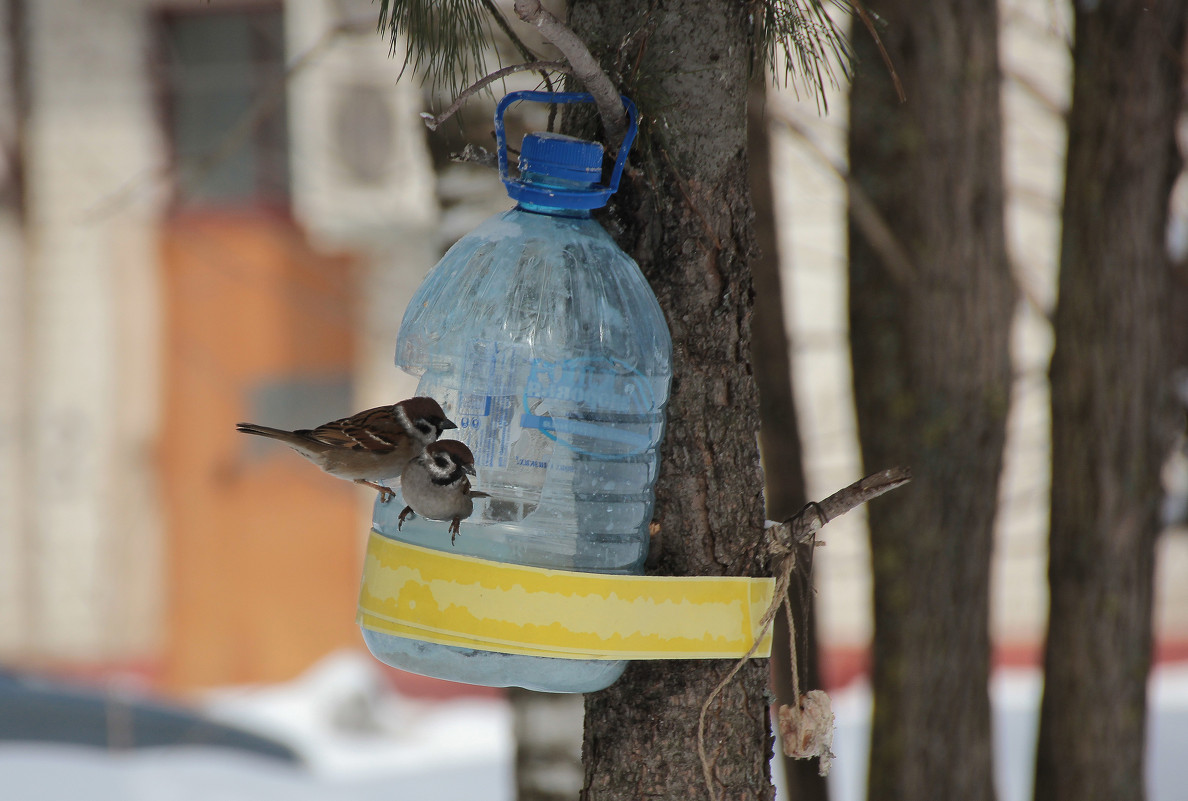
[{"x1": 157, "y1": 6, "x2": 289, "y2": 208}]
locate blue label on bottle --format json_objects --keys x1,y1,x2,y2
[
  {"x1": 456, "y1": 392, "x2": 515, "y2": 469},
  {"x1": 458, "y1": 342, "x2": 525, "y2": 470},
  {"x1": 520, "y1": 357, "x2": 656, "y2": 455}
]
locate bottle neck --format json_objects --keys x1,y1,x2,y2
[{"x1": 514, "y1": 170, "x2": 596, "y2": 218}]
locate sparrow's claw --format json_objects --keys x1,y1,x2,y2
[
  {"x1": 449, "y1": 517, "x2": 461, "y2": 545},
  {"x1": 398, "y1": 506, "x2": 414, "y2": 530},
  {"x1": 356, "y1": 479, "x2": 395, "y2": 503}
]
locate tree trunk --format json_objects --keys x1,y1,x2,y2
[
  {"x1": 748, "y1": 76, "x2": 828, "y2": 801},
  {"x1": 847, "y1": 3, "x2": 1014, "y2": 801},
  {"x1": 1035, "y1": 5, "x2": 1187, "y2": 801},
  {"x1": 568, "y1": 2, "x2": 772, "y2": 800},
  {"x1": 749, "y1": 82, "x2": 807, "y2": 527}
]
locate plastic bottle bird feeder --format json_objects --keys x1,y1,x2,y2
[{"x1": 356, "y1": 92, "x2": 774, "y2": 692}]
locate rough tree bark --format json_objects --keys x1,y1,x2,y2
[
  {"x1": 1035, "y1": 5, "x2": 1188, "y2": 801},
  {"x1": 847, "y1": 2, "x2": 1014, "y2": 801},
  {"x1": 566, "y1": 2, "x2": 773, "y2": 799}
]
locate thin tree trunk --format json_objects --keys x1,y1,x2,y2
[
  {"x1": 847, "y1": 2, "x2": 1013, "y2": 800},
  {"x1": 749, "y1": 84, "x2": 807, "y2": 527},
  {"x1": 748, "y1": 76, "x2": 829, "y2": 801},
  {"x1": 1035, "y1": 5, "x2": 1187, "y2": 801},
  {"x1": 568, "y1": 2, "x2": 772, "y2": 799}
]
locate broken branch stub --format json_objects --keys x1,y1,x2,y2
[{"x1": 767, "y1": 466, "x2": 913, "y2": 557}]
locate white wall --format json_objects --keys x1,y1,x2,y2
[{"x1": 0, "y1": 0, "x2": 165, "y2": 661}]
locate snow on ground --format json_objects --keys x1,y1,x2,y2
[
  {"x1": 0, "y1": 651, "x2": 513, "y2": 801},
  {"x1": 201, "y1": 651, "x2": 511, "y2": 781},
  {"x1": 0, "y1": 743, "x2": 509, "y2": 801},
  {"x1": 793, "y1": 663, "x2": 1188, "y2": 801},
  {"x1": 2, "y1": 651, "x2": 1186, "y2": 801}
]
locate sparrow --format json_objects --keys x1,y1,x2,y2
[
  {"x1": 235, "y1": 397, "x2": 456, "y2": 502},
  {"x1": 397, "y1": 439, "x2": 487, "y2": 544}
]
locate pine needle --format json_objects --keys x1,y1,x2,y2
[
  {"x1": 756, "y1": 0, "x2": 857, "y2": 112},
  {"x1": 379, "y1": 0, "x2": 500, "y2": 97}
]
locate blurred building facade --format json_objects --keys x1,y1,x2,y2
[
  {"x1": 0, "y1": 0, "x2": 1184, "y2": 696},
  {"x1": 0, "y1": 0, "x2": 440, "y2": 690}
]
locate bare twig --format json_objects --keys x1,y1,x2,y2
[
  {"x1": 767, "y1": 466, "x2": 913, "y2": 555},
  {"x1": 697, "y1": 466, "x2": 912, "y2": 801},
  {"x1": 420, "y1": 60, "x2": 572, "y2": 130},
  {"x1": 512, "y1": 0, "x2": 626, "y2": 147}
]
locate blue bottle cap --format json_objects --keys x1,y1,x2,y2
[
  {"x1": 495, "y1": 92, "x2": 639, "y2": 211},
  {"x1": 518, "y1": 132, "x2": 604, "y2": 185}
]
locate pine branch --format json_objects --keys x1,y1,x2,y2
[
  {"x1": 757, "y1": 1, "x2": 901, "y2": 111},
  {"x1": 758, "y1": 0, "x2": 853, "y2": 111},
  {"x1": 420, "y1": 61, "x2": 573, "y2": 131},
  {"x1": 512, "y1": 0, "x2": 627, "y2": 147},
  {"x1": 379, "y1": 0, "x2": 497, "y2": 96},
  {"x1": 380, "y1": 0, "x2": 625, "y2": 146}
]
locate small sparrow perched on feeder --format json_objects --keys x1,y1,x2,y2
[
  {"x1": 236, "y1": 397, "x2": 456, "y2": 502},
  {"x1": 398, "y1": 439, "x2": 486, "y2": 544}
]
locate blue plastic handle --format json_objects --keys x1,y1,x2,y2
[{"x1": 494, "y1": 91, "x2": 639, "y2": 206}]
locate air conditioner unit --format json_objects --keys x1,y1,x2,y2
[{"x1": 285, "y1": 0, "x2": 437, "y2": 244}]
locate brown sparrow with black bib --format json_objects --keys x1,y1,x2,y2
[
  {"x1": 236, "y1": 397, "x2": 456, "y2": 502},
  {"x1": 397, "y1": 439, "x2": 486, "y2": 543}
]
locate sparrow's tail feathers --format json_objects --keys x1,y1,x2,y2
[{"x1": 235, "y1": 423, "x2": 298, "y2": 441}]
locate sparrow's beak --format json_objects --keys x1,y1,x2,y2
[
  {"x1": 440, "y1": 418, "x2": 458, "y2": 431},
  {"x1": 463, "y1": 463, "x2": 476, "y2": 476}
]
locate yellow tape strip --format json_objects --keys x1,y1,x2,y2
[{"x1": 357, "y1": 531, "x2": 775, "y2": 660}]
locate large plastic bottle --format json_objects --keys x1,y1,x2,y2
[{"x1": 360, "y1": 92, "x2": 672, "y2": 692}]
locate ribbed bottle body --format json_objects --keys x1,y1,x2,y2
[{"x1": 361, "y1": 208, "x2": 671, "y2": 692}]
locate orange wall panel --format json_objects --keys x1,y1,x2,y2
[{"x1": 159, "y1": 213, "x2": 364, "y2": 691}]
